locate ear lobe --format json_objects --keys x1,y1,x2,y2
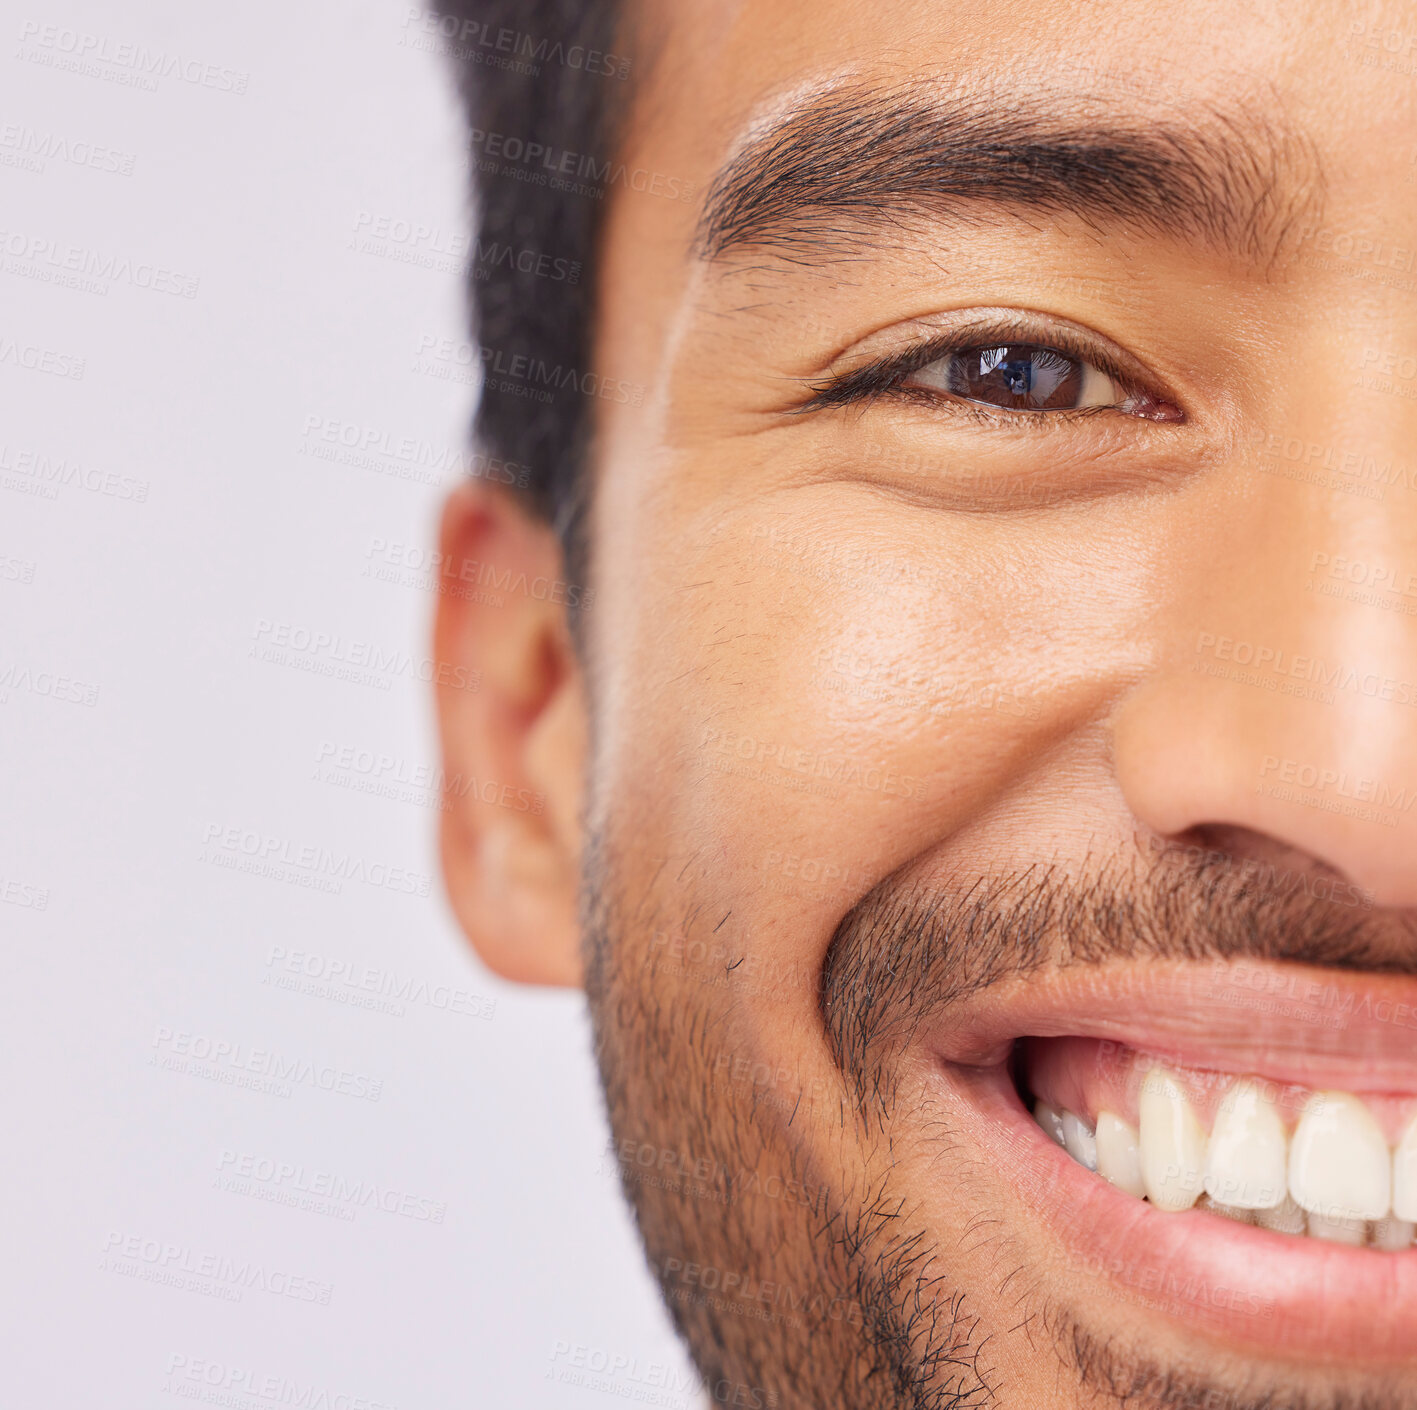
[{"x1": 433, "y1": 480, "x2": 586, "y2": 988}]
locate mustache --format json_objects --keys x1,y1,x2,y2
[{"x1": 819, "y1": 834, "x2": 1417, "y2": 1106}]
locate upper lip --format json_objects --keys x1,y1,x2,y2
[{"x1": 925, "y1": 957, "x2": 1417, "y2": 1091}]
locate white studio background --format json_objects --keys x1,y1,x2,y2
[{"x1": 0, "y1": 3, "x2": 691, "y2": 1406}]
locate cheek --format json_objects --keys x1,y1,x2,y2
[{"x1": 593, "y1": 479, "x2": 1157, "y2": 996}]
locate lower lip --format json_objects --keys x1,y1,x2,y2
[{"x1": 936, "y1": 1058, "x2": 1417, "y2": 1364}]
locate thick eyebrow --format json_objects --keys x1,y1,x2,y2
[{"x1": 695, "y1": 83, "x2": 1322, "y2": 269}]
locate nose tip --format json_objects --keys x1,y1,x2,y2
[{"x1": 1114, "y1": 672, "x2": 1417, "y2": 910}]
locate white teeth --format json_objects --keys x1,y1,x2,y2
[
  {"x1": 1034, "y1": 1099, "x2": 1067, "y2": 1148},
  {"x1": 1371, "y1": 1215, "x2": 1416, "y2": 1251},
  {"x1": 1061, "y1": 1111, "x2": 1098, "y2": 1171},
  {"x1": 1139, "y1": 1068, "x2": 1206, "y2": 1212},
  {"x1": 1394, "y1": 1115, "x2": 1417, "y2": 1222},
  {"x1": 1307, "y1": 1211, "x2": 1367, "y2": 1245},
  {"x1": 1203, "y1": 1078, "x2": 1287, "y2": 1210},
  {"x1": 1095, "y1": 1111, "x2": 1145, "y2": 1196},
  {"x1": 1288, "y1": 1092, "x2": 1391, "y2": 1222},
  {"x1": 1254, "y1": 1194, "x2": 1308, "y2": 1235},
  {"x1": 1038, "y1": 1072, "x2": 1416, "y2": 1248}
]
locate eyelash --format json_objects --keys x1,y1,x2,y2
[{"x1": 799, "y1": 320, "x2": 1179, "y2": 425}]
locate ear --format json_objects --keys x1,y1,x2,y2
[{"x1": 432, "y1": 479, "x2": 587, "y2": 987}]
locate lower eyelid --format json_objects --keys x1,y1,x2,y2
[{"x1": 892, "y1": 385, "x2": 1112, "y2": 427}]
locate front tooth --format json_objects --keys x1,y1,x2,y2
[
  {"x1": 1372, "y1": 1215, "x2": 1416, "y2": 1251},
  {"x1": 1255, "y1": 1195, "x2": 1307, "y2": 1235},
  {"x1": 1394, "y1": 1115, "x2": 1417, "y2": 1222},
  {"x1": 1139, "y1": 1067, "x2": 1206, "y2": 1211},
  {"x1": 1289, "y1": 1092, "x2": 1391, "y2": 1222},
  {"x1": 1203, "y1": 1078, "x2": 1287, "y2": 1209},
  {"x1": 1308, "y1": 1212, "x2": 1367, "y2": 1245},
  {"x1": 1034, "y1": 1100, "x2": 1067, "y2": 1147},
  {"x1": 1095, "y1": 1111, "x2": 1145, "y2": 1196},
  {"x1": 1061, "y1": 1111, "x2": 1098, "y2": 1171}
]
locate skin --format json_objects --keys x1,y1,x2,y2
[{"x1": 434, "y1": 1, "x2": 1417, "y2": 1404}]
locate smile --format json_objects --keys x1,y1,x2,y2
[
  {"x1": 1025, "y1": 1040, "x2": 1416, "y2": 1247},
  {"x1": 924, "y1": 958, "x2": 1417, "y2": 1363}
]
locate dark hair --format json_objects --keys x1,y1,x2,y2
[{"x1": 429, "y1": 0, "x2": 634, "y2": 556}]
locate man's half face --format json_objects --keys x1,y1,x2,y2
[{"x1": 442, "y1": 0, "x2": 1417, "y2": 1404}]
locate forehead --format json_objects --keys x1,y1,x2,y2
[
  {"x1": 639, "y1": 0, "x2": 1395, "y2": 109},
  {"x1": 615, "y1": 0, "x2": 1408, "y2": 261}
]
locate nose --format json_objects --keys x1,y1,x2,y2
[{"x1": 1113, "y1": 402, "x2": 1417, "y2": 908}]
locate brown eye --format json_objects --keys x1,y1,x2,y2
[
  {"x1": 803, "y1": 322, "x2": 1184, "y2": 422},
  {"x1": 908, "y1": 343, "x2": 1109, "y2": 412}
]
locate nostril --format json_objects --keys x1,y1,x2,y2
[
  {"x1": 1134, "y1": 821, "x2": 1396, "y2": 942},
  {"x1": 1147, "y1": 822, "x2": 1357, "y2": 893}
]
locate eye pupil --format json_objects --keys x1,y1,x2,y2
[
  {"x1": 995, "y1": 354, "x2": 1031, "y2": 397},
  {"x1": 950, "y1": 344, "x2": 1082, "y2": 410}
]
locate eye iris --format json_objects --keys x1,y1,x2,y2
[{"x1": 948, "y1": 344, "x2": 1083, "y2": 410}]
